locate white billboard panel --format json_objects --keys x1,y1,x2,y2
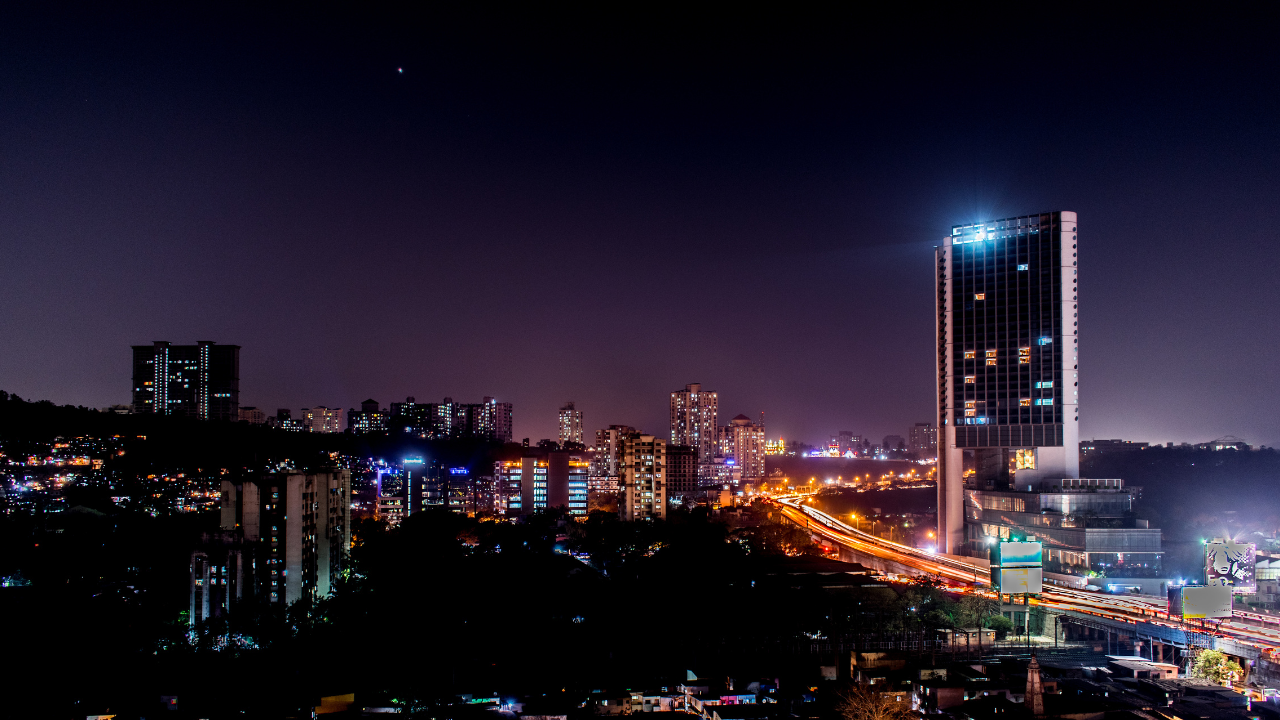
[
  {"x1": 999, "y1": 542, "x2": 1043, "y2": 567},
  {"x1": 1182, "y1": 585, "x2": 1232, "y2": 619},
  {"x1": 1000, "y1": 567, "x2": 1043, "y2": 594}
]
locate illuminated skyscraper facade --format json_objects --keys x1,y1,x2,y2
[
  {"x1": 669, "y1": 383, "x2": 717, "y2": 467},
  {"x1": 558, "y1": 401, "x2": 583, "y2": 445},
  {"x1": 132, "y1": 341, "x2": 240, "y2": 421},
  {"x1": 717, "y1": 414, "x2": 766, "y2": 484},
  {"x1": 936, "y1": 211, "x2": 1079, "y2": 554},
  {"x1": 621, "y1": 434, "x2": 666, "y2": 521}
]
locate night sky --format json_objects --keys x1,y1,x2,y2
[{"x1": 2, "y1": 7, "x2": 1278, "y2": 447}]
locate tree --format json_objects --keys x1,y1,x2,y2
[
  {"x1": 835, "y1": 683, "x2": 914, "y2": 720},
  {"x1": 1191, "y1": 649, "x2": 1242, "y2": 684},
  {"x1": 986, "y1": 615, "x2": 1014, "y2": 640},
  {"x1": 961, "y1": 593, "x2": 1000, "y2": 656}
]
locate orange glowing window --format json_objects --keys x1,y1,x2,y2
[
  {"x1": 986, "y1": 350, "x2": 997, "y2": 358},
  {"x1": 986, "y1": 359, "x2": 998, "y2": 366},
  {"x1": 965, "y1": 401, "x2": 976, "y2": 409},
  {"x1": 1018, "y1": 347, "x2": 1031, "y2": 365},
  {"x1": 974, "y1": 293, "x2": 986, "y2": 300},
  {"x1": 965, "y1": 409, "x2": 977, "y2": 417},
  {"x1": 964, "y1": 376, "x2": 975, "y2": 384},
  {"x1": 1019, "y1": 399, "x2": 1031, "y2": 407},
  {"x1": 964, "y1": 350, "x2": 975, "y2": 359}
]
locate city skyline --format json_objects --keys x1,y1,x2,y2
[{"x1": 3, "y1": 9, "x2": 1279, "y2": 449}]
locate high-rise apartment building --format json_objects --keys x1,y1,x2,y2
[
  {"x1": 908, "y1": 422, "x2": 938, "y2": 459},
  {"x1": 384, "y1": 396, "x2": 512, "y2": 441},
  {"x1": 665, "y1": 444, "x2": 698, "y2": 498},
  {"x1": 272, "y1": 408, "x2": 304, "y2": 431},
  {"x1": 132, "y1": 341, "x2": 240, "y2": 421},
  {"x1": 717, "y1": 414, "x2": 766, "y2": 484},
  {"x1": 302, "y1": 406, "x2": 342, "y2": 433},
  {"x1": 936, "y1": 211, "x2": 1080, "y2": 554},
  {"x1": 558, "y1": 401, "x2": 584, "y2": 446},
  {"x1": 670, "y1": 383, "x2": 717, "y2": 465},
  {"x1": 193, "y1": 469, "x2": 351, "y2": 621},
  {"x1": 621, "y1": 434, "x2": 666, "y2": 521},
  {"x1": 496, "y1": 451, "x2": 589, "y2": 516},
  {"x1": 590, "y1": 425, "x2": 637, "y2": 478},
  {"x1": 347, "y1": 399, "x2": 388, "y2": 434}
]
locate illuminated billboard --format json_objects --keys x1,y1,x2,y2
[
  {"x1": 999, "y1": 542, "x2": 1043, "y2": 568},
  {"x1": 1000, "y1": 567, "x2": 1043, "y2": 594},
  {"x1": 1205, "y1": 540, "x2": 1256, "y2": 593},
  {"x1": 1181, "y1": 585, "x2": 1232, "y2": 619}
]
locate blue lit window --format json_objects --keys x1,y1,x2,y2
[
  {"x1": 1017, "y1": 264, "x2": 1029, "y2": 271},
  {"x1": 1035, "y1": 399, "x2": 1053, "y2": 406},
  {"x1": 1038, "y1": 337, "x2": 1053, "y2": 345},
  {"x1": 1035, "y1": 381, "x2": 1053, "y2": 388}
]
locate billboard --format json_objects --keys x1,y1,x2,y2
[
  {"x1": 1000, "y1": 542, "x2": 1043, "y2": 567},
  {"x1": 1000, "y1": 567, "x2": 1043, "y2": 594},
  {"x1": 1205, "y1": 540, "x2": 1256, "y2": 593},
  {"x1": 1181, "y1": 585, "x2": 1232, "y2": 619}
]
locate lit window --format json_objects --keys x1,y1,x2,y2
[
  {"x1": 964, "y1": 376, "x2": 975, "y2": 384},
  {"x1": 964, "y1": 409, "x2": 976, "y2": 417},
  {"x1": 965, "y1": 401, "x2": 976, "y2": 409},
  {"x1": 964, "y1": 350, "x2": 975, "y2": 359},
  {"x1": 1038, "y1": 337, "x2": 1053, "y2": 345},
  {"x1": 1019, "y1": 399, "x2": 1031, "y2": 407},
  {"x1": 1035, "y1": 399, "x2": 1053, "y2": 406},
  {"x1": 1017, "y1": 264, "x2": 1029, "y2": 271},
  {"x1": 986, "y1": 358, "x2": 997, "y2": 366},
  {"x1": 974, "y1": 293, "x2": 985, "y2": 300},
  {"x1": 1035, "y1": 381, "x2": 1053, "y2": 388},
  {"x1": 1015, "y1": 449, "x2": 1036, "y2": 470},
  {"x1": 1018, "y1": 347, "x2": 1031, "y2": 364},
  {"x1": 985, "y1": 350, "x2": 997, "y2": 358}
]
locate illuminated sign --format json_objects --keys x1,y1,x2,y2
[
  {"x1": 1182, "y1": 585, "x2": 1232, "y2": 619},
  {"x1": 449, "y1": 467, "x2": 469, "y2": 475},
  {"x1": 403, "y1": 457, "x2": 425, "y2": 465},
  {"x1": 1205, "y1": 540, "x2": 1256, "y2": 593}
]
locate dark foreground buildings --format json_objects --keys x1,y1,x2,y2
[
  {"x1": 189, "y1": 469, "x2": 351, "y2": 623},
  {"x1": 132, "y1": 340, "x2": 240, "y2": 421}
]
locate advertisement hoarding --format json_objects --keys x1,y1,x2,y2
[
  {"x1": 1000, "y1": 567, "x2": 1043, "y2": 594},
  {"x1": 1181, "y1": 585, "x2": 1232, "y2": 619},
  {"x1": 999, "y1": 542, "x2": 1043, "y2": 567},
  {"x1": 1205, "y1": 540, "x2": 1256, "y2": 593}
]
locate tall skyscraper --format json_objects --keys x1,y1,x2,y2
[
  {"x1": 384, "y1": 396, "x2": 512, "y2": 441},
  {"x1": 300, "y1": 406, "x2": 341, "y2": 433},
  {"x1": 621, "y1": 434, "x2": 666, "y2": 521},
  {"x1": 665, "y1": 444, "x2": 698, "y2": 498},
  {"x1": 936, "y1": 211, "x2": 1080, "y2": 554},
  {"x1": 495, "y1": 450, "x2": 590, "y2": 517},
  {"x1": 132, "y1": 341, "x2": 240, "y2": 421},
  {"x1": 194, "y1": 469, "x2": 351, "y2": 621},
  {"x1": 718, "y1": 414, "x2": 766, "y2": 484},
  {"x1": 347, "y1": 399, "x2": 388, "y2": 434},
  {"x1": 558, "y1": 401, "x2": 583, "y2": 446},
  {"x1": 908, "y1": 422, "x2": 938, "y2": 459},
  {"x1": 670, "y1": 383, "x2": 717, "y2": 464}
]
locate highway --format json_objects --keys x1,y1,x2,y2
[{"x1": 769, "y1": 494, "x2": 1280, "y2": 659}]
